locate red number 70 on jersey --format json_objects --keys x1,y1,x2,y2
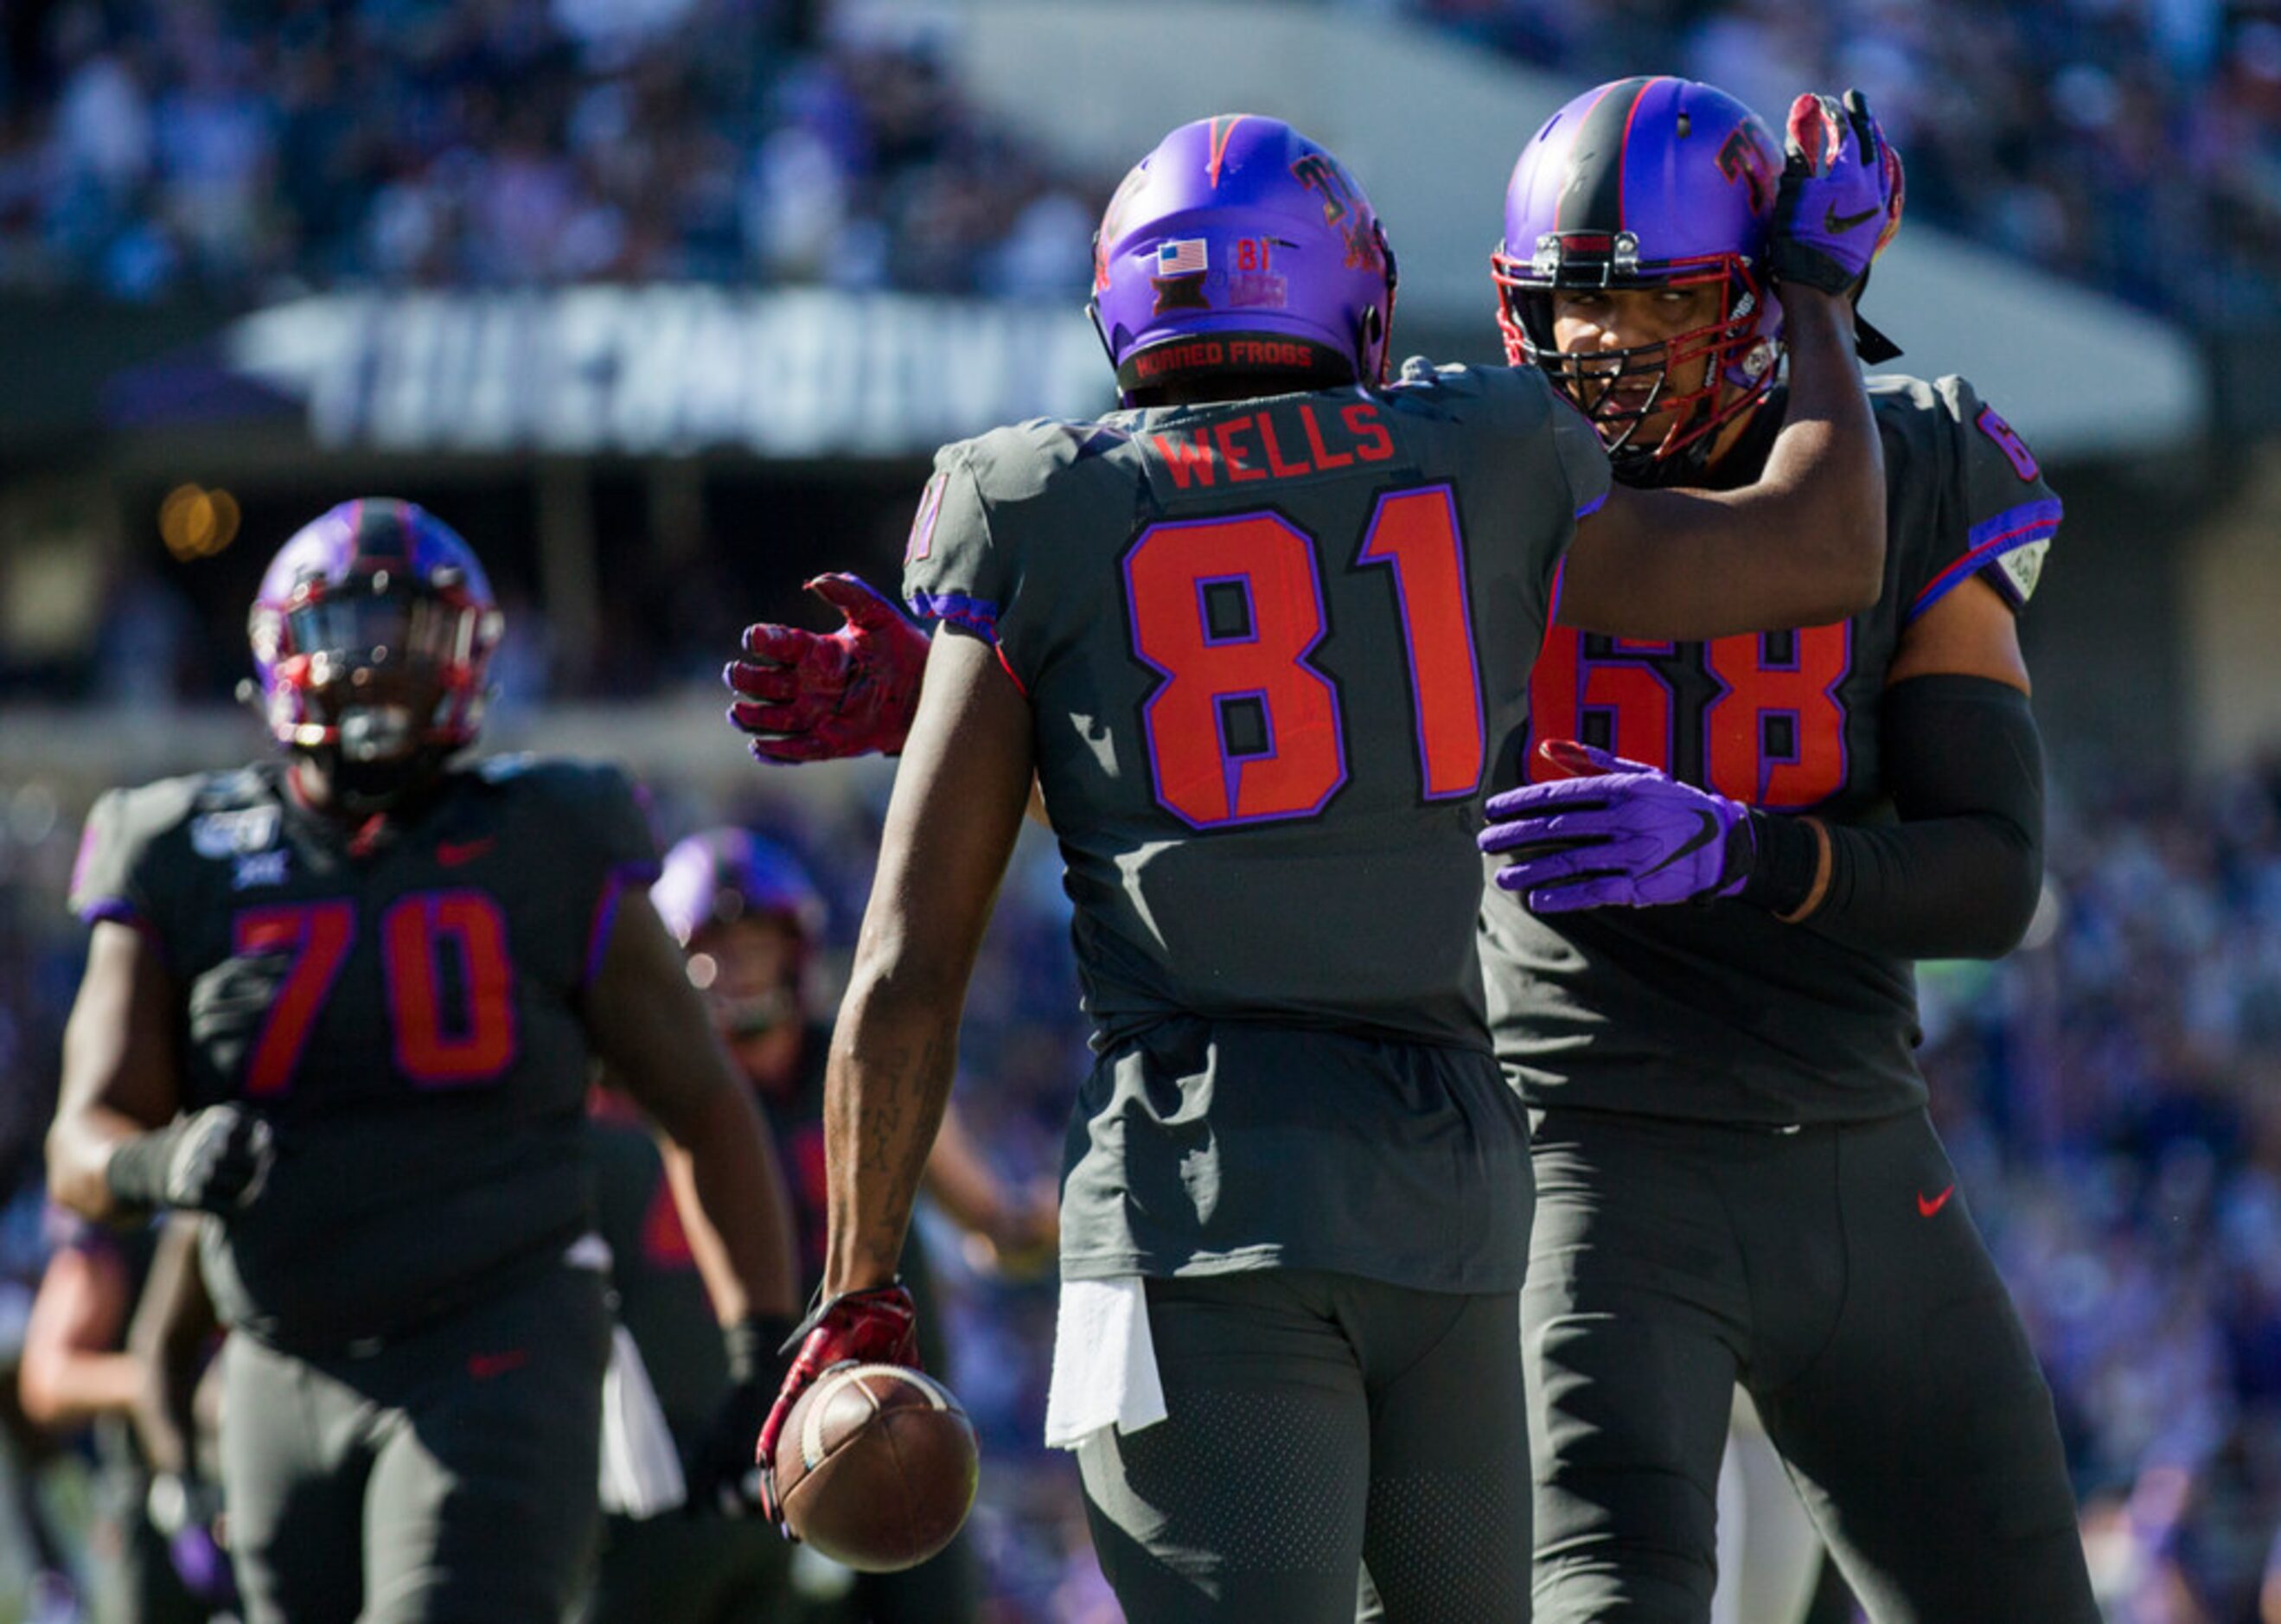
[
  {"x1": 233, "y1": 890, "x2": 517, "y2": 1096},
  {"x1": 1122, "y1": 487, "x2": 1485, "y2": 828}
]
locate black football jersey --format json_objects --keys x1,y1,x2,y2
[
  {"x1": 903, "y1": 364, "x2": 1606, "y2": 1288},
  {"x1": 70, "y1": 757, "x2": 661, "y2": 1348},
  {"x1": 904, "y1": 364, "x2": 1607, "y2": 1050},
  {"x1": 1486, "y1": 374, "x2": 2061, "y2": 1123}
]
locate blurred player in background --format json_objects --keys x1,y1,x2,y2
[
  {"x1": 578, "y1": 826, "x2": 1049, "y2": 1624},
  {"x1": 19, "y1": 1206, "x2": 231, "y2": 1623},
  {"x1": 738, "y1": 110, "x2": 1890, "y2": 1621},
  {"x1": 44, "y1": 498, "x2": 801, "y2": 1624},
  {"x1": 1472, "y1": 75, "x2": 2097, "y2": 1621}
]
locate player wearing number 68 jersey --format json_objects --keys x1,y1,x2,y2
[
  {"x1": 1468, "y1": 76, "x2": 2098, "y2": 1621},
  {"x1": 47, "y1": 499, "x2": 802, "y2": 1624},
  {"x1": 757, "y1": 112, "x2": 1890, "y2": 1622}
]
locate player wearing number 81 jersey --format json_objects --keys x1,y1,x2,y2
[
  {"x1": 48, "y1": 498, "x2": 802, "y2": 1624},
  {"x1": 760, "y1": 112, "x2": 1892, "y2": 1622}
]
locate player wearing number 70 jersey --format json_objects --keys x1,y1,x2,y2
[
  {"x1": 748, "y1": 112, "x2": 1891, "y2": 1622},
  {"x1": 47, "y1": 499, "x2": 802, "y2": 1624}
]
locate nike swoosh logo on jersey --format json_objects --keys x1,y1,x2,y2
[
  {"x1": 1917, "y1": 1183, "x2": 1956, "y2": 1218},
  {"x1": 1642, "y1": 810, "x2": 1722, "y2": 878},
  {"x1": 1824, "y1": 202, "x2": 1880, "y2": 234},
  {"x1": 436, "y1": 837, "x2": 495, "y2": 866}
]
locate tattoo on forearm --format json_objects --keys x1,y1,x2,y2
[{"x1": 830, "y1": 1012, "x2": 962, "y2": 1281}]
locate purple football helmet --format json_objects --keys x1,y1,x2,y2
[
  {"x1": 1492, "y1": 76, "x2": 1783, "y2": 484},
  {"x1": 246, "y1": 498, "x2": 503, "y2": 760},
  {"x1": 653, "y1": 829, "x2": 826, "y2": 1038},
  {"x1": 1090, "y1": 114, "x2": 1397, "y2": 405},
  {"x1": 652, "y1": 828, "x2": 827, "y2": 949}
]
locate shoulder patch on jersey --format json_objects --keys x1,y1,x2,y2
[
  {"x1": 232, "y1": 848, "x2": 292, "y2": 890},
  {"x1": 190, "y1": 805, "x2": 281, "y2": 860},
  {"x1": 1996, "y1": 535, "x2": 2049, "y2": 603},
  {"x1": 476, "y1": 753, "x2": 539, "y2": 783},
  {"x1": 1973, "y1": 403, "x2": 2041, "y2": 482}
]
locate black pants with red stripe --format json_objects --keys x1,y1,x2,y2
[{"x1": 1522, "y1": 1106, "x2": 2095, "y2": 1624}]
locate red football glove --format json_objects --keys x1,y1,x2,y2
[
  {"x1": 725, "y1": 574, "x2": 928, "y2": 764},
  {"x1": 755, "y1": 1282, "x2": 921, "y2": 1532}
]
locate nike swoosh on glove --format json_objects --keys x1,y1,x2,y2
[
  {"x1": 1770, "y1": 89, "x2": 1902, "y2": 296},
  {"x1": 1478, "y1": 739, "x2": 1755, "y2": 911},
  {"x1": 756, "y1": 1282, "x2": 920, "y2": 1536},
  {"x1": 725, "y1": 574, "x2": 928, "y2": 764}
]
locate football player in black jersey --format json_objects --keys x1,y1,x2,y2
[
  {"x1": 1463, "y1": 77, "x2": 2095, "y2": 1622},
  {"x1": 47, "y1": 499, "x2": 801, "y2": 1624}
]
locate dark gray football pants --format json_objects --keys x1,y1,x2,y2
[
  {"x1": 1076, "y1": 1269, "x2": 1531, "y2": 1624},
  {"x1": 1524, "y1": 1107, "x2": 2096, "y2": 1624},
  {"x1": 222, "y1": 1262, "x2": 612, "y2": 1624}
]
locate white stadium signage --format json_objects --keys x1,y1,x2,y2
[{"x1": 227, "y1": 288, "x2": 1114, "y2": 458}]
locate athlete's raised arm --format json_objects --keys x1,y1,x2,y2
[
  {"x1": 1560, "y1": 288, "x2": 1882, "y2": 639},
  {"x1": 1557, "y1": 93, "x2": 1898, "y2": 641}
]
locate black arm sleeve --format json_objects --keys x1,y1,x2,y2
[{"x1": 1739, "y1": 674, "x2": 2045, "y2": 958}]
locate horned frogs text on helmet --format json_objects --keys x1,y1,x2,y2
[
  {"x1": 1492, "y1": 76, "x2": 1784, "y2": 486},
  {"x1": 246, "y1": 498, "x2": 504, "y2": 804},
  {"x1": 1090, "y1": 113, "x2": 1397, "y2": 406}
]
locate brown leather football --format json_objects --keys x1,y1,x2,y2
[{"x1": 774, "y1": 1363, "x2": 979, "y2": 1571}]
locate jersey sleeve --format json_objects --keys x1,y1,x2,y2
[
  {"x1": 1903, "y1": 376, "x2": 2062, "y2": 623},
  {"x1": 67, "y1": 784, "x2": 176, "y2": 930},
  {"x1": 901, "y1": 444, "x2": 1018, "y2": 649},
  {"x1": 585, "y1": 764, "x2": 661, "y2": 983}
]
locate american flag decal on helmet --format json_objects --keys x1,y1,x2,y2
[{"x1": 1157, "y1": 239, "x2": 1208, "y2": 275}]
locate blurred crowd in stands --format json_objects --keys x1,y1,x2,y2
[
  {"x1": 1, "y1": 0, "x2": 2277, "y2": 324},
  {"x1": 0, "y1": 0, "x2": 1099, "y2": 303},
  {"x1": 1394, "y1": 0, "x2": 2281, "y2": 324}
]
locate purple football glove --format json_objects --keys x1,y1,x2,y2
[
  {"x1": 1479, "y1": 739, "x2": 1755, "y2": 912},
  {"x1": 725, "y1": 574, "x2": 927, "y2": 764},
  {"x1": 1770, "y1": 89, "x2": 1903, "y2": 296}
]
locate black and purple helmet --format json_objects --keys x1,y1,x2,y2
[
  {"x1": 1089, "y1": 114, "x2": 1397, "y2": 406},
  {"x1": 1492, "y1": 77, "x2": 1784, "y2": 483},
  {"x1": 246, "y1": 498, "x2": 503, "y2": 758},
  {"x1": 653, "y1": 828, "x2": 826, "y2": 1036},
  {"x1": 651, "y1": 828, "x2": 827, "y2": 950}
]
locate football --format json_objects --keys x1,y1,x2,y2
[{"x1": 774, "y1": 1363, "x2": 979, "y2": 1571}]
